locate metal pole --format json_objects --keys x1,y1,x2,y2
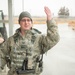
[
  {"x1": 22, "y1": 0, "x2": 24, "y2": 11},
  {"x1": 8, "y1": 0, "x2": 14, "y2": 37}
]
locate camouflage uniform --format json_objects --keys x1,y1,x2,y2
[
  {"x1": 0, "y1": 32, "x2": 2, "y2": 62},
  {"x1": 1, "y1": 19, "x2": 60, "y2": 75},
  {"x1": 0, "y1": 33, "x2": 4, "y2": 72}
]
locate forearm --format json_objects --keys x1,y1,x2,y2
[
  {"x1": 0, "y1": 41, "x2": 10, "y2": 69},
  {"x1": 47, "y1": 19, "x2": 60, "y2": 44},
  {"x1": 41, "y1": 19, "x2": 60, "y2": 53}
]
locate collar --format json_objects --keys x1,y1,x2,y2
[{"x1": 14, "y1": 28, "x2": 41, "y2": 37}]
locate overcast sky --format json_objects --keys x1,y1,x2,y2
[{"x1": 0, "y1": 0, "x2": 75, "y2": 16}]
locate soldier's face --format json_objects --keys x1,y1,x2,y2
[{"x1": 20, "y1": 17, "x2": 32, "y2": 30}]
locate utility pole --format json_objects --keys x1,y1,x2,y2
[
  {"x1": 22, "y1": 0, "x2": 24, "y2": 11},
  {"x1": 8, "y1": 0, "x2": 14, "y2": 36}
]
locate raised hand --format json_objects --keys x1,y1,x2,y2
[{"x1": 44, "y1": 6, "x2": 52, "y2": 20}]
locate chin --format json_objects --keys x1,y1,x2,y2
[
  {"x1": 24, "y1": 27, "x2": 31, "y2": 30},
  {"x1": 24, "y1": 28, "x2": 30, "y2": 30}
]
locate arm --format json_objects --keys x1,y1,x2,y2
[
  {"x1": 0, "y1": 38, "x2": 10, "y2": 69},
  {"x1": 40, "y1": 6, "x2": 60, "y2": 53}
]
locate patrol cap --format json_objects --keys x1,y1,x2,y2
[{"x1": 18, "y1": 11, "x2": 32, "y2": 23}]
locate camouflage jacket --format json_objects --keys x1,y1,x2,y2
[{"x1": 1, "y1": 19, "x2": 60, "y2": 74}]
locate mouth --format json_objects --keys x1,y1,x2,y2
[{"x1": 24, "y1": 25, "x2": 28, "y2": 27}]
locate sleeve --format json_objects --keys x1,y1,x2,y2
[
  {"x1": 40, "y1": 19, "x2": 60, "y2": 53},
  {"x1": 0, "y1": 38, "x2": 11, "y2": 69}
]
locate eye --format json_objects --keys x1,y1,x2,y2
[{"x1": 21, "y1": 19, "x2": 31, "y2": 22}]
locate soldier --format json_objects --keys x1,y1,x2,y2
[{"x1": 0, "y1": 6, "x2": 60, "y2": 75}]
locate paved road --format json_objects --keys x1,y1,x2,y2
[{"x1": 41, "y1": 24, "x2": 75, "y2": 75}]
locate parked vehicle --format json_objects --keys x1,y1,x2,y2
[{"x1": 0, "y1": 10, "x2": 7, "y2": 41}]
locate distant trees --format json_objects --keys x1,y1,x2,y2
[{"x1": 58, "y1": 6, "x2": 70, "y2": 18}]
